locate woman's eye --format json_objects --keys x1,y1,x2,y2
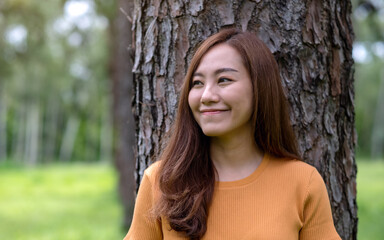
[
  {"x1": 218, "y1": 77, "x2": 232, "y2": 83},
  {"x1": 192, "y1": 80, "x2": 203, "y2": 86}
]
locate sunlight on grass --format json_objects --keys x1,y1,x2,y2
[
  {"x1": 0, "y1": 159, "x2": 383, "y2": 239},
  {"x1": 357, "y1": 159, "x2": 384, "y2": 240},
  {"x1": 0, "y1": 163, "x2": 125, "y2": 240}
]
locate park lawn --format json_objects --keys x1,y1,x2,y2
[
  {"x1": 0, "y1": 159, "x2": 383, "y2": 239},
  {"x1": 0, "y1": 162, "x2": 126, "y2": 240},
  {"x1": 357, "y1": 159, "x2": 384, "y2": 240}
]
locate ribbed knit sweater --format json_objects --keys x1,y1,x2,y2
[{"x1": 124, "y1": 153, "x2": 341, "y2": 240}]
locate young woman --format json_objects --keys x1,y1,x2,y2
[{"x1": 124, "y1": 28, "x2": 341, "y2": 240}]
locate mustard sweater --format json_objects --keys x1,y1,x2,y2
[{"x1": 124, "y1": 153, "x2": 341, "y2": 240}]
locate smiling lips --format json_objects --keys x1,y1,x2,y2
[{"x1": 200, "y1": 109, "x2": 229, "y2": 115}]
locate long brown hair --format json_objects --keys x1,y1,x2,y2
[{"x1": 154, "y1": 28, "x2": 299, "y2": 239}]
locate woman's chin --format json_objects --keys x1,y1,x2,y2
[{"x1": 201, "y1": 129, "x2": 222, "y2": 137}]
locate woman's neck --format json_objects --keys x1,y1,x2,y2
[{"x1": 210, "y1": 132, "x2": 264, "y2": 182}]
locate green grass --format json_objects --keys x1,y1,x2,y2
[
  {"x1": 357, "y1": 159, "x2": 384, "y2": 240},
  {"x1": 0, "y1": 159, "x2": 383, "y2": 239},
  {"x1": 0, "y1": 162, "x2": 126, "y2": 240}
]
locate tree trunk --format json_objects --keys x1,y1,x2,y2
[
  {"x1": 370, "y1": 69, "x2": 384, "y2": 158},
  {"x1": 0, "y1": 89, "x2": 7, "y2": 161},
  {"x1": 100, "y1": 104, "x2": 113, "y2": 161},
  {"x1": 24, "y1": 104, "x2": 40, "y2": 165},
  {"x1": 132, "y1": 0, "x2": 357, "y2": 239},
  {"x1": 13, "y1": 106, "x2": 26, "y2": 162},
  {"x1": 43, "y1": 97, "x2": 60, "y2": 162},
  {"x1": 59, "y1": 116, "x2": 80, "y2": 161},
  {"x1": 110, "y1": 0, "x2": 136, "y2": 230}
]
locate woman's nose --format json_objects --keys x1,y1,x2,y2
[{"x1": 201, "y1": 85, "x2": 219, "y2": 104}]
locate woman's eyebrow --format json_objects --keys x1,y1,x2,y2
[
  {"x1": 215, "y1": 68, "x2": 238, "y2": 75},
  {"x1": 193, "y1": 68, "x2": 238, "y2": 77}
]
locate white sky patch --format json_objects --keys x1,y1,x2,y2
[
  {"x1": 67, "y1": 32, "x2": 83, "y2": 46},
  {"x1": 372, "y1": 42, "x2": 384, "y2": 59},
  {"x1": 52, "y1": 0, "x2": 96, "y2": 34},
  {"x1": 5, "y1": 25, "x2": 28, "y2": 47},
  {"x1": 353, "y1": 42, "x2": 372, "y2": 63},
  {"x1": 371, "y1": 0, "x2": 384, "y2": 8},
  {"x1": 52, "y1": 17, "x2": 72, "y2": 34},
  {"x1": 379, "y1": 8, "x2": 384, "y2": 22},
  {"x1": 354, "y1": 5, "x2": 369, "y2": 21},
  {"x1": 70, "y1": 61, "x2": 90, "y2": 80},
  {"x1": 76, "y1": 15, "x2": 93, "y2": 30},
  {"x1": 64, "y1": 0, "x2": 91, "y2": 18},
  {"x1": 94, "y1": 16, "x2": 109, "y2": 30}
]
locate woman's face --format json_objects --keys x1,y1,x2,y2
[{"x1": 188, "y1": 43, "x2": 254, "y2": 139}]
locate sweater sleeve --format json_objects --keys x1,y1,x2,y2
[
  {"x1": 299, "y1": 169, "x2": 341, "y2": 240},
  {"x1": 123, "y1": 171, "x2": 163, "y2": 240}
]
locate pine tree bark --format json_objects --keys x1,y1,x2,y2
[{"x1": 132, "y1": 0, "x2": 357, "y2": 239}]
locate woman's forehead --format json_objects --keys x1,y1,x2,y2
[{"x1": 194, "y1": 44, "x2": 244, "y2": 74}]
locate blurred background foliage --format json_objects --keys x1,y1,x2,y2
[
  {"x1": 0, "y1": 0, "x2": 116, "y2": 164},
  {"x1": 0, "y1": 0, "x2": 383, "y2": 239},
  {"x1": 352, "y1": 0, "x2": 384, "y2": 158}
]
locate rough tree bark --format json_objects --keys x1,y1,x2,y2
[
  {"x1": 110, "y1": 0, "x2": 136, "y2": 229},
  {"x1": 131, "y1": 0, "x2": 357, "y2": 239}
]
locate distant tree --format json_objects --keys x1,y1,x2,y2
[
  {"x1": 107, "y1": 0, "x2": 136, "y2": 229},
  {"x1": 131, "y1": 0, "x2": 357, "y2": 239}
]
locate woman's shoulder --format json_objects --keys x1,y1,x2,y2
[
  {"x1": 143, "y1": 161, "x2": 162, "y2": 183},
  {"x1": 266, "y1": 155, "x2": 328, "y2": 198},
  {"x1": 267, "y1": 154, "x2": 319, "y2": 180}
]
